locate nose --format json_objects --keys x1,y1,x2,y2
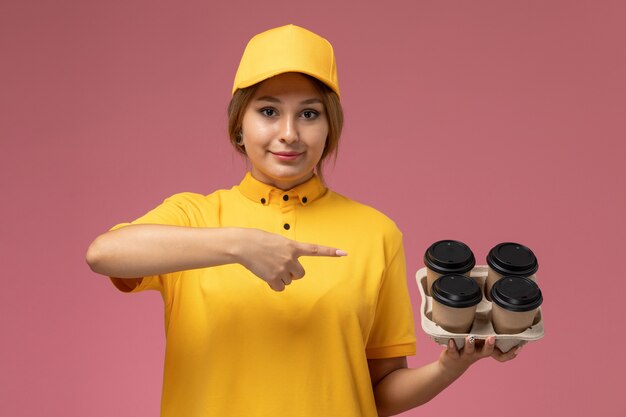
[{"x1": 278, "y1": 115, "x2": 299, "y2": 144}]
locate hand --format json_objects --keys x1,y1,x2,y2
[
  {"x1": 236, "y1": 229, "x2": 347, "y2": 291},
  {"x1": 438, "y1": 336, "x2": 521, "y2": 379}
]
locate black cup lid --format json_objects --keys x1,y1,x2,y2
[
  {"x1": 424, "y1": 240, "x2": 476, "y2": 275},
  {"x1": 491, "y1": 276, "x2": 543, "y2": 312},
  {"x1": 431, "y1": 274, "x2": 482, "y2": 308},
  {"x1": 486, "y1": 242, "x2": 538, "y2": 276}
]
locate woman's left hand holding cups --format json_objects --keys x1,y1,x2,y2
[{"x1": 437, "y1": 336, "x2": 521, "y2": 379}]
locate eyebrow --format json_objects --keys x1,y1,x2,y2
[{"x1": 254, "y1": 96, "x2": 323, "y2": 105}]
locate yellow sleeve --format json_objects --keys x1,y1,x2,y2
[
  {"x1": 107, "y1": 193, "x2": 203, "y2": 294},
  {"x1": 365, "y1": 241, "x2": 417, "y2": 359}
]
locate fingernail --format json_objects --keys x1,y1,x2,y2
[
  {"x1": 487, "y1": 336, "x2": 495, "y2": 345},
  {"x1": 468, "y1": 335, "x2": 475, "y2": 345},
  {"x1": 336, "y1": 250, "x2": 348, "y2": 256}
]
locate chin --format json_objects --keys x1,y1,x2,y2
[{"x1": 269, "y1": 170, "x2": 314, "y2": 186}]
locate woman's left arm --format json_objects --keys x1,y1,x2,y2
[{"x1": 368, "y1": 336, "x2": 520, "y2": 417}]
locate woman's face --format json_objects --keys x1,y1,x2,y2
[{"x1": 241, "y1": 72, "x2": 329, "y2": 190}]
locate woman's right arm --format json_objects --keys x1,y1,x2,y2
[
  {"x1": 86, "y1": 225, "x2": 247, "y2": 278},
  {"x1": 85, "y1": 225, "x2": 345, "y2": 291}
]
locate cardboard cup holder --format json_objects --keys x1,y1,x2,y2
[{"x1": 416, "y1": 265, "x2": 544, "y2": 353}]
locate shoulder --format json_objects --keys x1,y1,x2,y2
[
  {"x1": 162, "y1": 190, "x2": 214, "y2": 203},
  {"x1": 146, "y1": 188, "x2": 235, "y2": 226},
  {"x1": 161, "y1": 187, "x2": 234, "y2": 208},
  {"x1": 323, "y1": 190, "x2": 403, "y2": 241}
]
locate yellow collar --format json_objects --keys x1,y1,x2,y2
[{"x1": 237, "y1": 172, "x2": 327, "y2": 206}]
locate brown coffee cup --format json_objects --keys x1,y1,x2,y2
[
  {"x1": 490, "y1": 276, "x2": 543, "y2": 334},
  {"x1": 424, "y1": 240, "x2": 476, "y2": 296},
  {"x1": 486, "y1": 242, "x2": 538, "y2": 300},
  {"x1": 431, "y1": 274, "x2": 482, "y2": 333}
]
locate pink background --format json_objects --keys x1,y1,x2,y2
[{"x1": 2, "y1": 0, "x2": 625, "y2": 416}]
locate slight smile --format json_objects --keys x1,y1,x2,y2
[{"x1": 270, "y1": 151, "x2": 304, "y2": 161}]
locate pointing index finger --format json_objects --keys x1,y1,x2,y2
[{"x1": 296, "y1": 243, "x2": 348, "y2": 258}]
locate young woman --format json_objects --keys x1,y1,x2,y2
[{"x1": 86, "y1": 24, "x2": 518, "y2": 417}]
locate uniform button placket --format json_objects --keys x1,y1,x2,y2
[{"x1": 280, "y1": 195, "x2": 295, "y2": 236}]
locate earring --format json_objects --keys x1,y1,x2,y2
[{"x1": 236, "y1": 132, "x2": 244, "y2": 145}]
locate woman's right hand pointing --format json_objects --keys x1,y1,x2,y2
[{"x1": 235, "y1": 228, "x2": 347, "y2": 291}]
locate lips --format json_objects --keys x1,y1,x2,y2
[
  {"x1": 269, "y1": 150, "x2": 304, "y2": 162},
  {"x1": 271, "y1": 151, "x2": 303, "y2": 157}
]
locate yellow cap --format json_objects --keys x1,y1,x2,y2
[{"x1": 232, "y1": 24, "x2": 340, "y2": 97}]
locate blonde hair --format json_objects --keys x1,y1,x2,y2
[{"x1": 227, "y1": 74, "x2": 343, "y2": 183}]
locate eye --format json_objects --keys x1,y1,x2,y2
[
  {"x1": 301, "y1": 110, "x2": 319, "y2": 119},
  {"x1": 260, "y1": 108, "x2": 276, "y2": 117}
]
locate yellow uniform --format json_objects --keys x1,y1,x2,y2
[{"x1": 111, "y1": 173, "x2": 416, "y2": 417}]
